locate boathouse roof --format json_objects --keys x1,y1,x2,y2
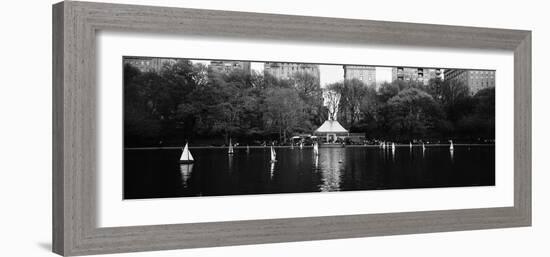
[{"x1": 314, "y1": 120, "x2": 349, "y2": 133}]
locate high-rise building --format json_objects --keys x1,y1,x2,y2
[
  {"x1": 264, "y1": 62, "x2": 320, "y2": 83},
  {"x1": 391, "y1": 67, "x2": 443, "y2": 85},
  {"x1": 443, "y1": 69, "x2": 495, "y2": 95},
  {"x1": 123, "y1": 56, "x2": 177, "y2": 73},
  {"x1": 343, "y1": 65, "x2": 376, "y2": 86},
  {"x1": 208, "y1": 60, "x2": 251, "y2": 75}
]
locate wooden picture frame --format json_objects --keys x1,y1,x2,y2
[{"x1": 52, "y1": 1, "x2": 531, "y2": 256}]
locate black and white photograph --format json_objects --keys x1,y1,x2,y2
[
  {"x1": 2, "y1": 0, "x2": 542, "y2": 256},
  {"x1": 123, "y1": 57, "x2": 495, "y2": 199}
]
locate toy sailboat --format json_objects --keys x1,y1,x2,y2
[
  {"x1": 179, "y1": 143, "x2": 194, "y2": 164},
  {"x1": 228, "y1": 138, "x2": 234, "y2": 154},
  {"x1": 270, "y1": 145, "x2": 277, "y2": 163}
]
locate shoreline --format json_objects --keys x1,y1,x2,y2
[{"x1": 124, "y1": 143, "x2": 495, "y2": 150}]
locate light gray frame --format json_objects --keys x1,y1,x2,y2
[{"x1": 52, "y1": 1, "x2": 531, "y2": 256}]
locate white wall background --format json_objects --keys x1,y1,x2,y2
[{"x1": 0, "y1": 0, "x2": 547, "y2": 256}]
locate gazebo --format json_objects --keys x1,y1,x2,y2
[{"x1": 314, "y1": 120, "x2": 349, "y2": 144}]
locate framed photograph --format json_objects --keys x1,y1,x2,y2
[{"x1": 53, "y1": 1, "x2": 531, "y2": 256}]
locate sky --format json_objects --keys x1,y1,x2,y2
[{"x1": 195, "y1": 60, "x2": 393, "y2": 88}]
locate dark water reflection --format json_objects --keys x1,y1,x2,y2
[{"x1": 124, "y1": 146, "x2": 495, "y2": 199}]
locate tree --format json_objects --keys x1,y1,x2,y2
[
  {"x1": 472, "y1": 87, "x2": 495, "y2": 139},
  {"x1": 123, "y1": 64, "x2": 162, "y2": 146},
  {"x1": 178, "y1": 69, "x2": 254, "y2": 143},
  {"x1": 291, "y1": 72, "x2": 325, "y2": 126},
  {"x1": 438, "y1": 79, "x2": 474, "y2": 137},
  {"x1": 262, "y1": 88, "x2": 308, "y2": 143},
  {"x1": 323, "y1": 84, "x2": 342, "y2": 120},
  {"x1": 328, "y1": 79, "x2": 369, "y2": 129},
  {"x1": 156, "y1": 60, "x2": 208, "y2": 142},
  {"x1": 386, "y1": 88, "x2": 443, "y2": 140},
  {"x1": 393, "y1": 79, "x2": 425, "y2": 91},
  {"x1": 426, "y1": 78, "x2": 444, "y2": 101},
  {"x1": 377, "y1": 81, "x2": 399, "y2": 102},
  {"x1": 124, "y1": 59, "x2": 495, "y2": 146},
  {"x1": 440, "y1": 79, "x2": 470, "y2": 108},
  {"x1": 356, "y1": 86, "x2": 380, "y2": 134},
  {"x1": 456, "y1": 87, "x2": 495, "y2": 140}
]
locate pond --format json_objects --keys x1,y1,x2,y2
[{"x1": 124, "y1": 145, "x2": 495, "y2": 199}]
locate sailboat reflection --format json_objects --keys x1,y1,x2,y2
[
  {"x1": 179, "y1": 164, "x2": 194, "y2": 188},
  {"x1": 314, "y1": 154, "x2": 319, "y2": 170},
  {"x1": 449, "y1": 139, "x2": 455, "y2": 161},
  {"x1": 270, "y1": 161, "x2": 275, "y2": 179},
  {"x1": 318, "y1": 148, "x2": 345, "y2": 192},
  {"x1": 228, "y1": 154, "x2": 233, "y2": 171},
  {"x1": 267, "y1": 145, "x2": 277, "y2": 179}
]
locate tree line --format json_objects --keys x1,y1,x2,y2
[
  {"x1": 327, "y1": 77, "x2": 494, "y2": 143},
  {"x1": 124, "y1": 60, "x2": 494, "y2": 147}
]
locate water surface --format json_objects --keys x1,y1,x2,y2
[{"x1": 124, "y1": 146, "x2": 495, "y2": 199}]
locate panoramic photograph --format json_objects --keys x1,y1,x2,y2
[{"x1": 123, "y1": 56, "x2": 495, "y2": 200}]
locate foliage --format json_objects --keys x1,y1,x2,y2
[
  {"x1": 386, "y1": 88, "x2": 442, "y2": 140},
  {"x1": 124, "y1": 61, "x2": 495, "y2": 147},
  {"x1": 263, "y1": 87, "x2": 308, "y2": 142}
]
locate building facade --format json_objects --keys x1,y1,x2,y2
[
  {"x1": 444, "y1": 69, "x2": 495, "y2": 95},
  {"x1": 123, "y1": 57, "x2": 177, "y2": 73},
  {"x1": 343, "y1": 65, "x2": 376, "y2": 87},
  {"x1": 264, "y1": 62, "x2": 320, "y2": 83},
  {"x1": 208, "y1": 60, "x2": 251, "y2": 75},
  {"x1": 391, "y1": 67, "x2": 443, "y2": 85}
]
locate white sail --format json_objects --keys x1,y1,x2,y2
[
  {"x1": 270, "y1": 146, "x2": 276, "y2": 162},
  {"x1": 449, "y1": 140, "x2": 454, "y2": 151},
  {"x1": 422, "y1": 143, "x2": 426, "y2": 151},
  {"x1": 180, "y1": 143, "x2": 194, "y2": 162},
  {"x1": 409, "y1": 142, "x2": 412, "y2": 149},
  {"x1": 228, "y1": 138, "x2": 234, "y2": 154},
  {"x1": 391, "y1": 142, "x2": 396, "y2": 151},
  {"x1": 300, "y1": 141, "x2": 304, "y2": 149}
]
